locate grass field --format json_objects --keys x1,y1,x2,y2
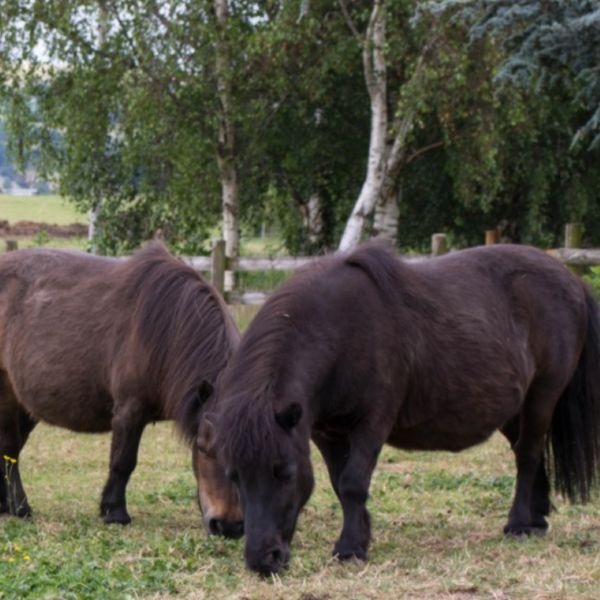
[
  {"x1": 1, "y1": 305, "x2": 600, "y2": 599},
  {"x1": 0, "y1": 194, "x2": 88, "y2": 253},
  {"x1": 3, "y1": 425, "x2": 600, "y2": 599},
  {"x1": 0, "y1": 194, "x2": 87, "y2": 226}
]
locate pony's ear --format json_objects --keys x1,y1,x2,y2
[
  {"x1": 275, "y1": 402, "x2": 303, "y2": 431},
  {"x1": 197, "y1": 380, "x2": 214, "y2": 405},
  {"x1": 176, "y1": 380, "x2": 214, "y2": 445}
]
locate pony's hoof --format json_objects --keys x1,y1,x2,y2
[
  {"x1": 14, "y1": 505, "x2": 32, "y2": 519},
  {"x1": 102, "y1": 508, "x2": 132, "y2": 525},
  {"x1": 333, "y1": 543, "x2": 368, "y2": 562},
  {"x1": 503, "y1": 523, "x2": 536, "y2": 539}
]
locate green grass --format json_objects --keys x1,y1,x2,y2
[
  {"x1": 3, "y1": 299, "x2": 600, "y2": 600},
  {"x1": 0, "y1": 194, "x2": 87, "y2": 253},
  {"x1": 0, "y1": 194, "x2": 87, "y2": 225},
  {"x1": 3, "y1": 427, "x2": 600, "y2": 599}
]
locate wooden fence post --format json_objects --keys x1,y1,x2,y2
[
  {"x1": 5, "y1": 240, "x2": 18, "y2": 252},
  {"x1": 431, "y1": 233, "x2": 448, "y2": 257},
  {"x1": 211, "y1": 239, "x2": 226, "y2": 297},
  {"x1": 485, "y1": 229, "x2": 499, "y2": 245},
  {"x1": 565, "y1": 223, "x2": 582, "y2": 249},
  {"x1": 565, "y1": 223, "x2": 583, "y2": 275}
]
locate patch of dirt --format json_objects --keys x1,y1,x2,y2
[{"x1": 0, "y1": 220, "x2": 87, "y2": 238}]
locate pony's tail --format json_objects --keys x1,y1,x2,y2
[{"x1": 547, "y1": 284, "x2": 600, "y2": 503}]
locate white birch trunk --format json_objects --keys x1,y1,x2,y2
[
  {"x1": 88, "y1": 3, "x2": 109, "y2": 253},
  {"x1": 338, "y1": 0, "x2": 387, "y2": 252},
  {"x1": 338, "y1": 2, "x2": 438, "y2": 252},
  {"x1": 305, "y1": 192, "x2": 323, "y2": 244},
  {"x1": 88, "y1": 202, "x2": 101, "y2": 244},
  {"x1": 373, "y1": 186, "x2": 400, "y2": 244},
  {"x1": 215, "y1": 0, "x2": 240, "y2": 292}
]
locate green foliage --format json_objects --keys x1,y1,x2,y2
[
  {"x1": 402, "y1": 1, "x2": 600, "y2": 249},
  {"x1": 466, "y1": 1, "x2": 600, "y2": 150},
  {"x1": 584, "y1": 267, "x2": 600, "y2": 302},
  {"x1": 1, "y1": 0, "x2": 600, "y2": 254}
]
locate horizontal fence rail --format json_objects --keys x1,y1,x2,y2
[
  {"x1": 181, "y1": 223, "x2": 599, "y2": 304},
  {"x1": 546, "y1": 248, "x2": 600, "y2": 266},
  {"x1": 3, "y1": 222, "x2": 598, "y2": 304}
]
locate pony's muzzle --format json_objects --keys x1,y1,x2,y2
[
  {"x1": 208, "y1": 517, "x2": 244, "y2": 539},
  {"x1": 245, "y1": 542, "x2": 290, "y2": 575}
]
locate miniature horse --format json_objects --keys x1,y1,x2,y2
[
  {"x1": 210, "y1": 242, "x2": 600, "y2": 574},
  {"x1": 0, "y1": 243, "x2": 242, "y2": 536}
]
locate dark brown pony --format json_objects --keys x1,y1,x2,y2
[
  {"x1": 0, "y1": 243, "x2": 242, "y2": 536},
  {"x1": 210, "y1": 242, "x2": 600, "y2": 574}
]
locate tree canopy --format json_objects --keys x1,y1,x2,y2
[{"x1": 0, "y1": 0, "x2": 598, "y2": 253}]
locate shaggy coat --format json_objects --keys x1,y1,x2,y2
[
  {"x1": 0, "y1": 243, "x2": 240, "y2": 528},
  {"x1": 214, "y1": 242, "x2": 600, "y2": 574}
]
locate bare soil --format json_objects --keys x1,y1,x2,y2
[{"x1": 0, "y1": 219, "x2": 87, "y2": 238}]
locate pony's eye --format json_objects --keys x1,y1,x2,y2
[
  {"x1": 227, "y1": 469, "x2": 239, "y2": 483},
  {"x1": 273, "y1": 463, "x2": 295, "y2": 482},
  {"x1": 196, "y1": 441, "x2": 210, "y2": 455}
]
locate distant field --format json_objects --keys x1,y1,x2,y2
[{"x1": 0, "y1": 194, "x2": 86, "y2": 225}]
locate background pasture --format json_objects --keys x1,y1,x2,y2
[{"x1": 2, "y1": 198, "x2": 600, "y2": 598}]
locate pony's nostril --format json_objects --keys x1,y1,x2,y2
[
  {"x1": 224, "y1": 520, "x2": 244, "y2": 539},
  {"x1": 208, "y1": 518, "x2": 224, "y2": 535},
  {"x1": 264, "y1": 548, "x2": 283, "y2": 573}
]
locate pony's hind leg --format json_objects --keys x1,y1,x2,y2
[
  {"x1": 100, "y1": 402, "x2": 147, "y2": 525},
  {"x1": 501, "y1": 416, "x2": 551, "y2": 534},
  {"x1": 0, "y1": 401, "x2": 38, "y2": 518},
  {"x1": 502, "y1": 381, "x2": 561, "y2": 537}
]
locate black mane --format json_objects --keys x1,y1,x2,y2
[{"x1": 116, "y1": 242, "x2": 240, "y2": 443}]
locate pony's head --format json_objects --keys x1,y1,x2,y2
[
  {"x1": 182, "y1": 381, "x2": 244, "y2": 539},
  {"x1": 216, "y1": 394, "x2": 314, "y2": 574}
]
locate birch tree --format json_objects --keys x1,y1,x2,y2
[
  {"x1": 337, "y1": 0, "x2": 445, "y2": 250},
  {"x1": 214, "y1": 0, "x2": 239, "y2": 289},
  {"x1": 88, "y1": 0, "x2": 109, "y2": 252},
  {"x1": 337, "y1": 0, "x2": 387, "y2": 251}
]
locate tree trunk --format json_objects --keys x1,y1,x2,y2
[
  {"x1": 88, "y1": 202, "x2": 101, "y2": 249},
  {"x1": 338, "y1": 1, "x2": 440, "y2": 251},
  {"x1": 88, "y1": 2, "x2": 109, "y2": 253},
  {"x1": 305, "y1": 191, "x2": 323, "y2": 245},
  {"x1": 373, "y1": 186, "x2": 400, "y2": 245},
  {"x1": 215, "y1": 0, "x2": 240, "y2": 292},
  {"x1": 338, "y1": 0, "x2": 387, "y2": 252}
]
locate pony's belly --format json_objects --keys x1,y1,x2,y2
[
  {"x1": 388, "y1": 424, "x2": 496, "y2": 453},
  {"x1": 18, "y1": 388, "x2": 114, "y2": 433},
  {"x1": 388, "y1": 400, "x2": 521, "y2": 452}
]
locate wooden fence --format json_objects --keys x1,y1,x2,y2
[
  {"x1": 183, "y1": 223, "x2": 600, "y2": 303},
  {"x1": 5, "y1": 222, "x2": 600, "y2": 304}
]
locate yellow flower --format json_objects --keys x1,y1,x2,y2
[
  {"x1": 2, "y1": 455, "x2": 17, "y2": 464},
  {"x1": 14, "y1": 545, "x2": 21, "y2": 552},
  {"x1": 22, "y1": 554, "x2": 31, "y2": 561},
  {"x1": 7, "y1": 557, "x2": 15, "y2": 563}
]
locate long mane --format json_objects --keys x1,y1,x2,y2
[
  {"x1": 216, "y1": 242, "x2": 406, "y2": 465},
  {"x1": 115, "y1": 242, "x2": 239, "y2": 442}
]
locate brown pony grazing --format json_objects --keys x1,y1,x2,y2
[
  {"x1": 0, "y1": 243, "x2": 242, "y2": 536},
  {"x1": 210, "y1": 242, "x2": 600, "y2": 575}
]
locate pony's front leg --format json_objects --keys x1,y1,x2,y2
[
  {"x1": 1, "y1": 455, "x2": 31, "y2": 518},
  {"x1": 100, "y1": 404, "x2": 147, "y2": 525},
  {"x1": 315, "y1": 432, "x2": 381, "y2": 561},
  {"x1": 0, "y1": 408, "x2": 37, "y2": 518}
]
